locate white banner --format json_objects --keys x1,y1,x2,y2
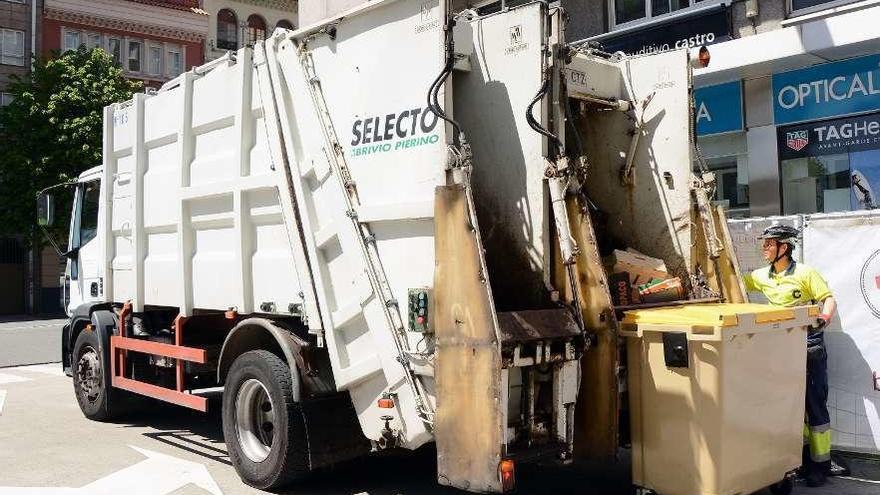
[{"x1": 804, "y1": 213, "x2": 880, "y2": 454}]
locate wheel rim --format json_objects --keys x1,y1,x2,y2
[
  {"x1": 76, "y1": 344, "x2": 102, "y2": 404},
  {"x1": 235, "y1": 378, "x2": 275, "y2": 462}
]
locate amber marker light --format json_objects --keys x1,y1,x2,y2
[
  {"x1": 499, "y1": 459, "x2": 515, "y2": 492},
  {"x1": 697, "y1": 46, "x2": 710, "y2": 68}
]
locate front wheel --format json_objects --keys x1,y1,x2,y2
[
  {"x1": 72, "y1": 328, "x2": 113, "y2": 420},
  {"x1": 222, "y1": 350, "x2": 310, "y2": 490}
]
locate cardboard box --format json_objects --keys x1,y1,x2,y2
[{"x1": 607, "y1": 249, "x2": 669, "y2": 287}]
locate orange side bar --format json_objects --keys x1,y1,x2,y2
[
  {"x1": 110, "y1": 336, "x2": 207, "y2": 363},
  {"x1": 112, "y1": 376, "x2": 208, "y2": 412},
  {"x1": 174, "y1": 315, "x2": 186, "y2": 392},
  {"x1": 117, "y1": 301, "x2": 132, "y2": 379}
]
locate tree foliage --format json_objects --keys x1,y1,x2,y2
[{"x1": 0, "y1": 47, "x2": 142, "y2": 242}]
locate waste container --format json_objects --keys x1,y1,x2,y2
[{"x1": 620, "y1": 303, "x2": 819, "y2": 495}]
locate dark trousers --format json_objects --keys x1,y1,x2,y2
[{"x1": 804, "y1": 340, "x2": 831, "y2": 471}]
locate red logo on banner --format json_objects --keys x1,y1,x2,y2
[
  {"x1": 786, "y1": 130, "x2": 809, "y2": 151},
  {"x1": 861, "y1": 250, "x2": 880, "y2": 319}
]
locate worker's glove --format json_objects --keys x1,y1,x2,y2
[{"x1": 813, "y1": 313, "x2": 832, "y2": 331}]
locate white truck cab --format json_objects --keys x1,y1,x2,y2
[{"x1": 64, "y1": 165, "x2": 104, "y2": 315}]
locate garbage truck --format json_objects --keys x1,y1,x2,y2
[{"x1": 37, "y1": 1, "x2": 816, "y2": 493}]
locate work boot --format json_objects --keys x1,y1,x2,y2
[{"x1": 805, "y1": 467, "x2": 827, "y2": 487}]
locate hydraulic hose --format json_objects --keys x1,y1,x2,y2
[
  {"x1": 526, "y1": 76, "x2": 563, "y2": 158},
  {"x1": 426, "y1": 17, "x2": 465, "y2": 143}
]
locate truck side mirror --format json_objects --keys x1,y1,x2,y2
[
  {"x1": 62, "y1": 246, "x2": 80, "y2": 260},
  {"x1": 37, "y1": 193, "x2": 55, "y2": 227}
]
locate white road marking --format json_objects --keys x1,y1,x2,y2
[
  {"x1": 838, "y1": 476, "x2": 880, "y2": 484},
  {"x1": 0, "y1": 390, "x2": 6, "y2": 415},
  {"x1": 0, "y1": 445, "x2": 223, "y2": 494},
  {"x1": 0, "y1": 372, "x2": 30, "y2": 385}
]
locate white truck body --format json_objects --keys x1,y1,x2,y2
[{"x1": 101, "y1": 0, "x2": 450, "y2": 447}]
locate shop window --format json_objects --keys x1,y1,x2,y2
[
  {"x1": 128, "y1": 40, "x2": 142, "y2": 72},
  {"x1": 276, "y1": 19, "x2": 294, "y2": 30},
  {"x1": 705, "y1": 156, "x2": 750, "y2": 214},
  {"x1": 63, "y1": 29, "x2": 82, "y2": 52},
  {"x1": 108, "y1": 38, "x2": 122, "y2": 66},
  {"x1": 217, "y1": 8, "x2": 238, "y2": 50},
  {"x1": 247, "y1": 15, "x2": 267, "y2": 45},
  {"x1": 694, "y1": 133, "x2": 750, "y2": 217},
  {"x1": 609, "y1": 0, "x2": 724, "y2": 29},
  {"x1": 782, "y1": 154, "x2": 851, "y2": 214}
]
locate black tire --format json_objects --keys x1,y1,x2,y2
[
  {"x1": 222, "y1": 350, "x2": 310, "y2": 490},
  {"x1": 72, "y1": 327, "x2": 113, "y2": 421},
  {"x1": 770, "y1": 477, "x2": 794, "y2": 495}
]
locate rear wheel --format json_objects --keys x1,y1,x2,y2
[
  {"x1": 72, "y1": 328, "x2": 113, "y2": 420},
  {"x1": 222, "y1": 350, "x2": 310, "y2": 489}
]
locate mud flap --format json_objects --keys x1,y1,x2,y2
[
  {"x1": 434, "y1": 184, "x2": 505, "y2": 493},
  {"x1": 300, "y1": 393, "x2": 371, "y2": 470}
]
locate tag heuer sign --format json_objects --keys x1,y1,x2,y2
[
  {"x1": 786, "y1": 130, "x2": 809, "y2": 151},
  {"x1": 777, "y1": 113, "x2": 880, "y2": 160}
]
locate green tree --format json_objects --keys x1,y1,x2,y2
[{"x1": 0, "y1": 46, "x2": 142, "y2": 242}]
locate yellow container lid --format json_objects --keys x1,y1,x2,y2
[{"x1": 621, "y1": 303, "x2": 818, "y2": 328}]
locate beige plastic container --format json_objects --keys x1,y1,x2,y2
[{"x1": 621, "y1": 303, "x2": 819, "y2": 495}]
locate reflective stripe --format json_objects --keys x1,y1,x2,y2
[
  {"x1": 810, "y1": 423, "x2": 831, "y2": 433},
  {"x1": 803, "y1": 423, "x2": 810, "y2": 445},
  {"x1": 808, "y1": 427, "x2": 832, "y2": 462}
]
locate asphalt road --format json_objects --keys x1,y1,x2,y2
[
  {"x1": 0, "y1": 318, "x2": 878, "y2": 495},
  {"x1": 0, "y1": 316, "x2": 66, "y2": 368}
]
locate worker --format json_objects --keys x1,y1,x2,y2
[{"x1": 743, "y1": 225, "x2": 837, "y2": 488}]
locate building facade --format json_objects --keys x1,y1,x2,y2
[
  {"x1": 298, "y1": 0, "x2": 360, "y2": 26},
  {"x1": 1, "y1": 0, "x2": 41, "y2": 102},
  {"x1": 202, "y1": 0, "x2": 296, "y2": 61},
  {"x1": 1, "y1": 0, "x2": 42, "y2": 314},
  {"x1": 562, "y1": 0, "x2": 880, "y2": 218},
  {"x1": 42, "y1": 0, "x2": 208, "y2": 88}
]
